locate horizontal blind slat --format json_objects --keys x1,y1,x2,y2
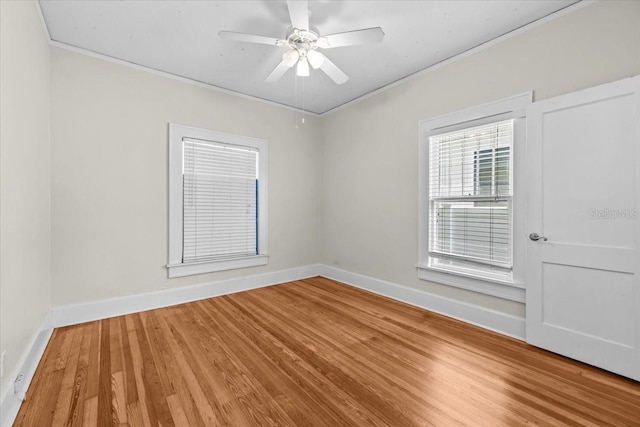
[
  {"x1": 183, "y1": 138, "x2": 258, "y2": 263},
  {"x1": 428, "y1": 119, "x2": 513, "y2": 268}
]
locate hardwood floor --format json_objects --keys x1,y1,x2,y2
[{"x1": 14, "y1": 277, "x2": 640, "y2": 426}]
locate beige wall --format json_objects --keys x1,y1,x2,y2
[
  {"x1": 319, "y1": 0, "x2": 640, "y2": 317},
  {"x1": 50, "y1": 48, "x2": 321, "y2": 306},
  {"x1": 2, "y1": 2, "x2": 640, "y2": 390},
  {"x1": 0, "y1": 1, "x2": 51, "y2": 391}
]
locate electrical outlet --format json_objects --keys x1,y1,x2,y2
[
  {"x1": 15, "y1": 373, "x2": 25, "y2": 400},
  {"x1": 0, "y1": 350, "x2": 6, "y2": 378}
]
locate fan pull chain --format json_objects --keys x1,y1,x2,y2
[
  {"x1": 294, "y1": 73, "x2": 299, "y2": 129},
  {"x1": 301, "y1": 74, "x2": 306, "y2": 125}
]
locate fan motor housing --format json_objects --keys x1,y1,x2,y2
[{"x1": 287, "y1": 29, "x2": 319, "y2": 54}]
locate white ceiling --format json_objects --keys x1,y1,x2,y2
[{"x1": 39, "y1": 0, "x2": 579, "y2": 114}]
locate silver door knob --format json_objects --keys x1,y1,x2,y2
[{"x1": 529, "y1": 233, "x2": 548, "y2": 242}]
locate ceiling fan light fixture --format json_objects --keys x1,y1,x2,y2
[
  {"x1": 282, "y1": 49, "x2": 300, "y2": 67},
  {"x1": 306, "y1": 50, "x2": 324, "y2": 69},
  {"x1": 219, "y1": 0, "x2": 385, "y2": 84},
  {"x1": 296, "y1": 57, "x2": 310, "y2": 77}
]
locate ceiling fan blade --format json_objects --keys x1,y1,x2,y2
[
  {"x1": 319, "y1": 27, "x2": 385, "y2": 49},
  {"x1": 319, "y1": 55, "x2": 349, "y2": 85},
  {"x1": 265, "y1": 60, "x2": 290, "y2": 83},
  {"x1": 287, "y1": 0, "x2": 309, "y2": 30},
  {"x1": 219, "y1": 30, "x2": 286, "y2": 47}
]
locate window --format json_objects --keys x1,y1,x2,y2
[
  {"x1": 418, "y1": 93, "x2": 530, "y2": 301},
  {"x1": 168, "y1": 124, "x2": 268, "y2": 278},
  {"x1": 429, "y1": 120, "x2": 513, "y2": 272}
]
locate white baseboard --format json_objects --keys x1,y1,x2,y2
[
  {"x1": 0, "y1": 265, "x2": 320, "y2": 427},
  {"x1": 319, "y1": 265, "x2": 526, "y2": 341},
  {"x1": 0, "y1": 312, "x2": 53, "y2": 427},
  {"x1": 1, "y1": 264, "x2": 321, "y2": 427},
  {"x1": 50, "y1": 264, "x2": 322, "y2": 328},
  {"x1": 2, "y1": 263, "x2": 525, "y2": 426}
]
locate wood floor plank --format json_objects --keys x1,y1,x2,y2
[
  {"x1": 195, "y1": 298, "x2": 344, "y2": 426},
  {"x1": 257, "y1": 284, "x2": 477, "y2": 424},
  {"x1": 174, "y1": 301, "x2": 297, "y2": 426},
  {"x1": 13, "y1": 277, "x2": 640, "y2": 426},
  {"x1": 67, "y1": 323, "x2": 93, "y2": 427},
  {"x1": 299, "y1": 278, "x2": 638, "y2": 424},
  {"x1": 131, "y1": 314, "x2": 175, "y2": 427},
  {"x1": 117, "y1": 316, "x2": 137, "y2": 409},
  {"x1": 282, "y1": 281, "x2": 585, "y2": 424},
  {"x1": 146, "y1": 311, "x2": 207, "y2": 427},
  {"x1": 124, "y1": 315, "x2": 155, "y2": 427},
  {"x1": 82, "y1": 396, "x2": 97, "y2": 427},
  {"x1": 111, "y1": 371, "x2": 127, "y2": 425},
  {"x1": 227, "y1": 290, "x2": 445, "y2": 426},
  {"x1": 96, "y1": 320, "x2": 113, "y2": 427},
  {"x1": 51, "y1": 325, "x2": 83, "y2": 425},
  {"x1": 154, "y1": 310, "x2": 222, "y2": 426}
]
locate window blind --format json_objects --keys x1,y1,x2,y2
[
  {"x1": 182, "y1": 138, "x2": 258, "y2": 263},
  {"x1": 428, "y1": 120, "x2": 513, "y2": 268}
]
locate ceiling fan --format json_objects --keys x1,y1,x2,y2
[{"x1": 219, "y1": 0, "x2": 384, "y2": 84}]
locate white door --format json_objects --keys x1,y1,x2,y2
[{"x1": 526, "y1": 76, "x2": 640, "y2": 381}]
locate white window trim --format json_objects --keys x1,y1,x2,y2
[
  {"x1": 168, "y1": 123, "x2": 268, "y2": 278},
  {"x1": 418, "y1": 92, "x2": 531, "y2": 302}
]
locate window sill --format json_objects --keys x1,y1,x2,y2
[
  {"x1": 168, "y1": 255, "x2": 268, "y2": 278},
  {"x1": 417, "y1": 264, "x2": 524, "y2": 302}
]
